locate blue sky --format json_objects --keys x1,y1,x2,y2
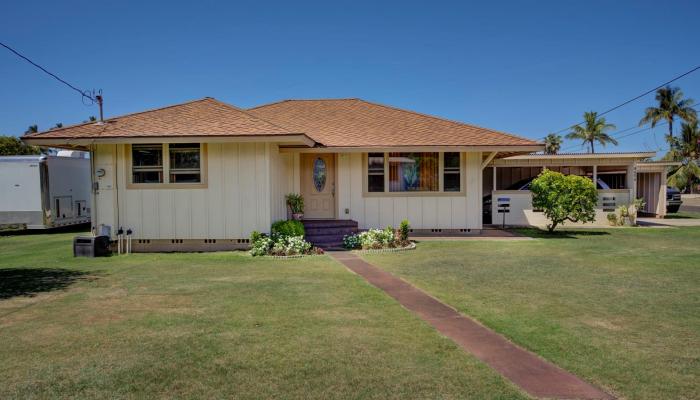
[{"x1": 1, "y1": 0, "x2": 699, "y2": 153}]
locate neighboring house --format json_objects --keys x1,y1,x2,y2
[{"x1": 22, "y1": 98, "x2": 669, "y2": 251}]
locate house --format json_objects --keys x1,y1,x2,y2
[{"x1": 22, "y1": 97, "x2": 670, "y2": 251}]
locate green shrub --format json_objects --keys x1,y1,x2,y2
[
  {"x1": 359, "y1": 228, "x2": 395, "y2": 249},
  {"x1": 606, "y1": 213, "x2": 618, "y2": 226},
  {"x1": 343, "y1": 234, "x2": 361, "y2": 249},
  {"x1": 270, "y1": 235, "x2": 312, "y2": 256},
  {"x1": 616, "y1": 205, "x2": 629, "y2": 226},
  {"x1": 530, "y1": 169, "x2": 598, "y2": 232},
  {"x1": 250, "y1": 233, "x2": 314, "y2": 256},
  {"x1": 285, "y1": 193, "x2": 304, "y2": 214},
  {"x1": 271, "y1": 220, "x2": 305, "y2": 238},
  {"x1": 399, "y1": 219, "x2": 410, "y2": 242},
  {"x1": 250, "y1": 236, "x2": 274, "y2": 256},
  {"x1": 250, "y1": 230, "x2": 264, "y2": 243}
]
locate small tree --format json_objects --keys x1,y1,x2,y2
[
  {"x1": 530, "y1": 170, "x2": 598, "y2": 232},
  {"x1": 0, "y1": 135, "x2": 41, "y2": 155}
]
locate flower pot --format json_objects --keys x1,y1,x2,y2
[{"x1": 292, "y1": 213, "x2": 304, "y2": 221}]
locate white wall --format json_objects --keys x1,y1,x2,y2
[
  {"x1": 336, "y1": 152, "x2": 483, "y2": 230},
  {"x1": 491, "y1": 189, "x2": 631, "y2": 227},
  {"x1": 94, "y1": 142, "x2": 274, "y2": 239},
  {"x1": 270, "y1": 148, "x2": 300, "y2": 223}
]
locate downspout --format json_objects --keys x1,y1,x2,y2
[
  {"x1": 89, "y1": 144, "x2": 98, "y2": 235},
  {"x1": 114, "y1": 144, "x2": 120, "y2": 237}
]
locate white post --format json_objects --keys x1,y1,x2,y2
[
  {"x1": 592, "y1": 165, "x2": 597, "y2": 185},
  {"x1": 493, "y1": 166, "x2": 497, "y2": 192},
  {"x1": 627, "y1": 163, "x2": 637, "y2": 201}
]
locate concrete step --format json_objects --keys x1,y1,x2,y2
[
  {"x1": 305, "y1": 227, "x2": 358, "y2": 236},
  {"x1": 302, "y1": 219, "x2": 358, "y2": 229}
]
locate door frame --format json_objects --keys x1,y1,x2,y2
[{"x1": 300, "y1": 153, "x2": 338, "y2": 219}]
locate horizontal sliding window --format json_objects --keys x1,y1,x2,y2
[
  {"x1": 132, "y1": 144, "x2": 163, "y2": 183},
  {"x1": 389, "y1": 152, "x2": 439, "y2": 192},
  {"x1": 129, "y1": 143, "x2": 205, "y2": 187},
  {"x1": 169, "y1": 143, "x2": 201, "y2": 183},
  {"x1": 367, "y1": 152, "x2": 385, "y2": 192}
]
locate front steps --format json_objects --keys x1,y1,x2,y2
[{"x1": 302, "y1": 219, "x2": 358, "y2": 250}]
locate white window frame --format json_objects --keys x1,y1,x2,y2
[
  {"x1": 363, "y1": 152, "x2": 465, "y2": 197},
  {"x1": 127, "y1": 143, "x2": 207, "y2": 189}
]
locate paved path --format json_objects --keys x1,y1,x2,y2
[
  {"x1": 330, "y1": 252, "x2": 614, "y2": 400},
  {"x1": 638, "y1": 217, "x2": 700, "y2": 227}
]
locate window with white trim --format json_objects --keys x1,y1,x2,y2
[
  {"x1": 132, "y1": 144, "x2": 164, "y2": 183},
  {"x1": 130, "y1": 143, "x2": 203, "y2": 185},
  {"x1": 366, "y1": 152, "x2": 462, "y2": 194},
  {"x1": 169, "y1": 143, "x2": 201, "y2": 183},
  {"x1": 443, "y1": 152, "x2": 461, "y2": 192},
  {"x1": 367, "y1": 152, "x2": 385, "y2": 192}
]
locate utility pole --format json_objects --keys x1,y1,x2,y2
[{"x1": 96, "y1": 94, "x2": 104, "y2": 121}]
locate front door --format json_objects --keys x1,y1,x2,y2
[{"x1": 301, "y1": 154, "x2": 335, "y2": 219}]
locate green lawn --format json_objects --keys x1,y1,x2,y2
[
  {"x1": 364, "y1": 227, "x2": 700, "y2": 400},
  {"x1": 666, "y1": 210, "x2": 700, "y2": 219},
  {"x1": 0, "y1": 232, "x2": 525, "y2": 400}
]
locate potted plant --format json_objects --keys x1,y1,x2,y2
[{"x1": 286, "y1": 193, "x2": 304, "y2": 220}]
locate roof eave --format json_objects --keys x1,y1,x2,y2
[
  {"x1": 278, "y1": 144, "x2": 543, "y2": 153},
  {"x1": 22, "y1": 133, "x2": 316, "y2": 148}
]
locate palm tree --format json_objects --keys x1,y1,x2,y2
[
  {"x1": 639, "y1": 86, "x2": 697, "y2": 141},
  {"x1": 666, "y1": 121, "x2": 700, "y2": 191},
  {"x1": 566, "y1": 111, "x2": 618, "y2": 153},
  {"x1": 54, "y1": 123, "x2": 63, "y2": 128},
  {"x1": 25, "y1": 125, "x2": 38, "y2": 134},
  {"x1": 544, "y1": 133, "x2": 562, "y2": 154}
]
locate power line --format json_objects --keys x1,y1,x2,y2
[
  {"x1": 560, "y1": 105, "x2": 700, "y2": 152},
  {"x1": 551, "y1": 64, "x2": 700, "y2": 135},
  {"x1": 0, "y1": 41, "x2": 96, "y2": 102}
]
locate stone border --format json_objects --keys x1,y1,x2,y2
[
  {"x1": 261, "y1": 253, "x2": 325, "y2": 260},
  {"x1": 352, "y1": 242, "x2": 416, "y2": 254}
]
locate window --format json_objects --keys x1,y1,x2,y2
[
  {"x1": 169, "y1": 143, "x2": 201, "y2": 183},
  {"x1": 443, "y1": 152, "x2": 461, "y2": 192},
  {"x1": 366, "y1": 152, "x2": 463, "y2": 194},
  {"x1": 389, "y1": 152, "x2": 438, "y2": 192},
  {"x1": 129, "y1": 143, "x2": 205, "y2": 187},
  {"x1": 367, "y1": 152, "x2": 385, "y2": 192},
  {"x1": 132, "y1": 144, "x2": 163, "y2": 183}
]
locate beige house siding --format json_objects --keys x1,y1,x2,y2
[
  {"x1": 270, "y1": 147, "x2": 300, "y2": 223},
  {"x1": 93, "y1": 142, "x2": 275, "y2": 240},
  {"x1": 335, "y1": 152, "x2": 483, "y2": 230}
]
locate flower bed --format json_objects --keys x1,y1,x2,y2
[
  {"x1": 249, "y1": 224, "x2": 323, "y2": 257},
  {"x1": 353, "y1": 241, "x2": 416, "y2": 254},
  {"x1": 342, "y1": 220, "x2": 412, "y2": 250}
]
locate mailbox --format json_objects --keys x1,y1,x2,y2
[{"x1": 496, "y1": 197, "x2": 510, "y2": 228}]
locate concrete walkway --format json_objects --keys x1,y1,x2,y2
[
  {"x1": 638, "y1": 217, "x2": 700, "y2": 227},
  {"x1": 330, "y1": 252, "x2": 614, "y2": 400}
]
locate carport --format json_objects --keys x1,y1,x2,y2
[{"x1": 483, "y1": 152, "x2": 670, "y2": 226}]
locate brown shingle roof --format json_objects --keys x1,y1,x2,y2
[
  {"x1": 248, "y1": 98, "x2": 540, "y2": 148},
  {"x1": 23, "y1": 98, "x2": 298, "y2": 139}
]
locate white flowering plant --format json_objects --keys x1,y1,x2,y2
[
  {"x1": 343, "y1": 225, "x2": 409, "y2": 250},
  {"x1": 249, "y1": 229, "x2": 319, "y2": 257}
]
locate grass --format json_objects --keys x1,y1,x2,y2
[
  {"x1": 666, "y1": 211, "x2": 700, "y2": 219},
  {"x1": 364, "y1": 227, "x2": 700, "y2": 399},
  {"x1": 0, "y1": 231, "x2": 526, "y2": 400}
]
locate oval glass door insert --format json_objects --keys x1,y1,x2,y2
[{"x1": 313, "y1": 158, "x2": 327, "y2": 192}]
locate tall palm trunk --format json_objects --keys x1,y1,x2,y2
[
  {"x1": 668, "y1": 116, "x2": 674, "y2": 140},
  {"x1": 590, "y1": 140, "x2": 595, "y2": 153}
]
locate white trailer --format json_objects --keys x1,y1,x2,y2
[{"x1": 0, "y1": 151, "x2": 91, "y2": 231}]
